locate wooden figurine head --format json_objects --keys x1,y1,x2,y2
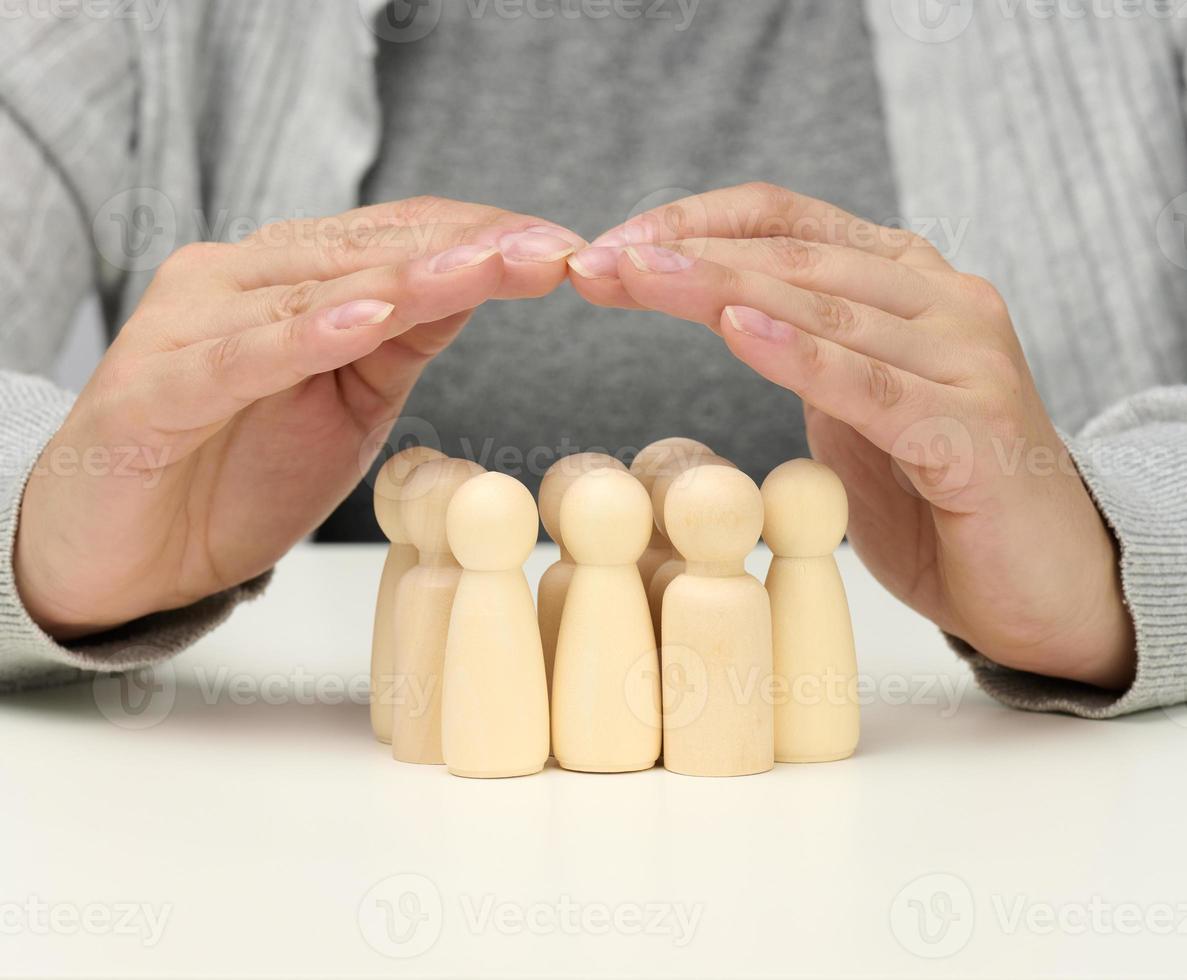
[
  {"x1": 401, "y1": 458, "x2": 485, "y2": 559},
  {"x1": 538, "y1": 452, "x2": 627, "y2": 549},
  {"x1": 761, "y1": 459, "x2": 848, "y2": 558},
  {"x1": 560, "y1": 468, "x2": 653, "y2": 567},
  {"x1": 649, "y1": 453, "x2": 735, "y2": 539},
  {"x1": 373, "y1": 445, "x2": 445, "y2": 544},
  {"x1": 629, "y1": 437, "x2": 713, "y2": 495},
  {"x1": 446, "y1": 472, "x2": 539, "y2": 571},
  {"x1": 664, "y1": 464, "x2": 764, "y2": 567}
]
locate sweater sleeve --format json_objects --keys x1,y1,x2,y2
[
  {"x1": 952, "y1": 387, "x2": 1187, "y2": 718},
  {"x1": 0, "y1": 372, "x2": 271, "y2": 693},
  {"x1": 0, "y1": 97, "x2": 269, "y2": 694}
]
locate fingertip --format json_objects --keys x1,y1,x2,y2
[
  {"x1": 720, "y1": 305, "x2": 795, "y2": 345},
  {"x1": 321, "y1": 300, "x2": 396, "y2": 332},
  {"x1": 720, "y1": 307, "x2": 815, "y2": 397},
  {"x1": 567, "y1": 246, "x2": 621, "y2": 281},
  {"x1": 567, "y1": 267, "x2": 642, "y2": 310}
]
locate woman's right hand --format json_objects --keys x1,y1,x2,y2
[{"x1": 15, "y1": 197, "x2": 581, "y2": 639}]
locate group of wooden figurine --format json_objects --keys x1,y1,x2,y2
[{"x1": 369, "y1": 437, "x2": 859, "y2": 779}]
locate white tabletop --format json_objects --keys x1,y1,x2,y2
[{"x1": 2, "y1": 543, "x2": 1184, "y2": 979}]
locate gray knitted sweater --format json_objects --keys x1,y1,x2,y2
[{"x1": 2, "y1": 1, "x2": 1186, "y2": 718}]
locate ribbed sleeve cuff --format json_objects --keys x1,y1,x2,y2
[
  {"x1": 952, "y1": 387, "x2": 1187, "y2": 719},
  {"x1": 0, "y1": 372, "x2": 271, "y2": 693}
]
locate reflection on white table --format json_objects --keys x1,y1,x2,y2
[{"x1": 1, "y1": 544, "x2": 1183, "y2": 979}]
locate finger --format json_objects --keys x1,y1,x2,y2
[
  {"x1": 202, "y1": 228, "x2": 574, "y2": 343},
  {"x1": 219, "y1": 209, "x2": 580, "y2": 289},
  {"x1": 570, "y1": 236, "x2": 941, "y2": 319},
  {"x1": 203, "y1": 242, "x2": 507, "y2": 344},
  {"x1": 592, "y1": 182, "x2": 947, "y2": 269},
  {"x1": 616, "y1": 245, "x2": 959, "y2": 382},
  {"x1": 141, "y1": 300, "x2": 402, "y2": 434},
  {"x1": 668, "y1": 237, "x2": 940, "y2": 319},
  {"x1": 719, "y1": 305, "x2": 961, "y2": 474},
  {"x1": 144, "y1": 245, "x2": 512, "y2": 431},
  {"x1": 566, "y1": 246, "x2": 646, "y2": 311}
]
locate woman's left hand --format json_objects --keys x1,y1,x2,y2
[{"x1": 569, "y1": 182, "x2": 1135, "y2": 691}]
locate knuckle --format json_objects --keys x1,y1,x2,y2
[
  {"x1": 278, "y1": 315, "x2": 306, "y2": 352},
  {"x1": 809, "y1": 291, "x2": 855, "y2": 335},
  {"x1": 201, "y1": 334, "x2": 242, "y2": 380},
  {"x1": 655, "y1": 202, "x2": 694, "y2": 239},
  {"x1": 797, "y1": 331, "x2": 825, "y2": 378},
  {"x1": 864, "y1": 359, "x2": 906, "y2": 410},
  {"x1": 959, "y1": 273, "x2": 1010, "y2": 316},
  {"x1": 317, "y1": 223, "x2": 375, "y2": 269},
  {"x1": 745, "y1": 181, "x2": 796, "y2": 228},
  {"x1": 744, "y1": 180, "x2": 787, "y2": 203},
  {"x1": 272, "y1": 279, "x2": 321, "y2": 320},
  {"x1": 402, "y1": 194, "x2": 447, "y2": 213},
  {"x1": 718, "y1": 265, "x2": 747, "y2": 296},
  {"x1": 764, "y1": 236, "x2": 818, "y2": 274}
]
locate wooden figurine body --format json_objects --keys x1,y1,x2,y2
[
  {"x1": 537, "y1": 453, "x2": 627, "y2": 698},
  {"x1": 629, "y1": 438, "x2": 712, "y2": 592},
  {"x1": 646, "y1": 453, "x2": 734, "y2": 642},
  {"x1": 661, "y1": 465, "x2": 773, "y2": 777},
  {"x1": 371, "y1": 446, "x2": 444, "y2": 743},
  {"x1": 442, "y1": 473, "x2": 550, "y2": 778},
  {"x1": 762, "y1": 459, "x2": 859, "y2": 763},
  {"x1": 551, "y1": 469, "x2": 661, "y2": 772},
  {"x1": 390, "y1": 457, "x2": 484, "y2": 765}
]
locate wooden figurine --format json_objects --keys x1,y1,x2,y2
[
  {"x1": 661, "y1": 464, "x2": 774, "y2": 777},
  {"x1": 646, "y1": 453, "x2": 735, "y2": 642},
  {"x1": 442, "y1": 473, "x2": 550, "y2": 778},
  {"x1": 762, "y1": 459, "x2": 859, "y2": 763},
  {"x1": 629, "y1": 437, "x2": 713, "y2": 592},
  {"x1": 390, "y1": 457, "x2": 484, "y2": 765},
  {"x1": 551, "y1": 468, "x2": 661, "y2": 772},
  {"x1": 537, "y1": 452, "x2": 627, "y2": 698},
  {"x1": 370, "y1": 445, "x2": 445, "y2": 743}
]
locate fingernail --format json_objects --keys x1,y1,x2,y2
[
  {"x1": 624, "y1": 244, "x2": 694, "y2": 274},
  {"x1": 523, "y1": 223, "x2": 587, "y2": 249},
  {"x1": 497, "y1": 231, "x2": 575, "y2": 263},
  {"x1": 428, "y1": 244, "x2": 498, "y2": 273},
  {"x1": 568, "y1": 246, "x2": 622, "y2": 280},
  {"x1": 723, "y1": 305, "x2": 793, "y2": 342},
  {"x1": 326, "y1": 300, "x2": 395, "y2": 330},
  {"x1": 592, "y1": 222, "x2": 652, "y2": 248}
]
